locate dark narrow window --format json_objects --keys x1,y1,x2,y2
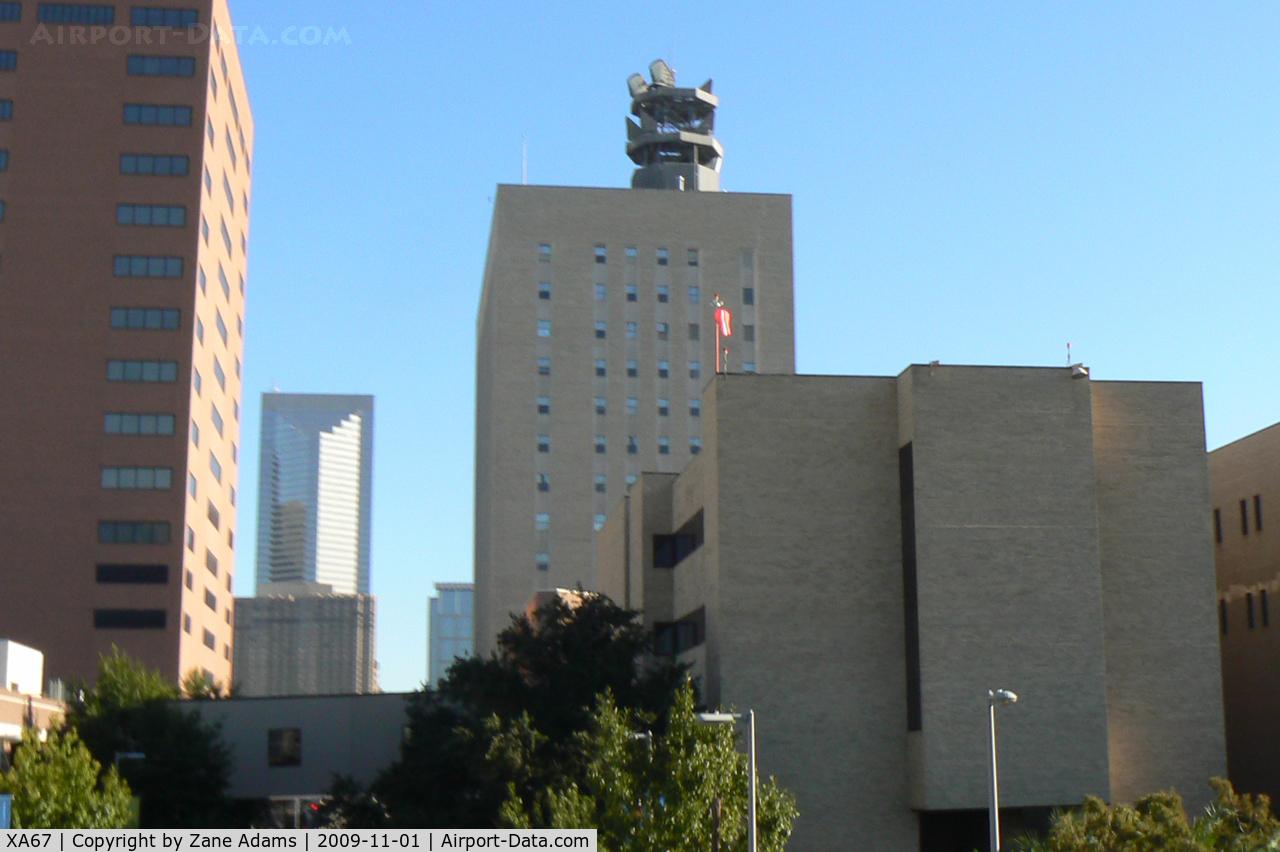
[
  {"x1": 131, "y1": 8, "x2": 200, "y2": 27},
  {"x1": 0, "y1": 4, "x2": 20, "y2": 22},
  {"x1": 743, "y1": 287, "x2": 755, "y2": 306},
  {"x1": 0, "y1": 50, "x2": 15, "y2": 71},
  {"x1": 1248, "y1": 593, "x2": 1256, "y2": 629},
  {"x1": 94, "y1": 609, "x2": 166, "y2": 629},
  {"x1": 1256, "y1": 495, "x2": 1263, "y2": 532},
  {"x1": 1214, "y1": 509, "x2": 1223, "y2": 544},
  {"x1": 96, "y1": 564, "x2": 168, "y2": 584},
  {"x1": 267, "y1": 729, "x2": 301, "y2": 766},
  {"x1": 98, "y1": 521, "x2": 171, "y2": 544},
  {"x1": 1220, "y1": 599, "x2": 1228, "y2": 635},
  {"x1": 900, "y1": 443, "x2": 922, "y2": 732},
  {"x1": 126, "y1": 55, "x2": 195, "y2": 77},
  {"x1": 38, "y1": 4, "x2": 114, "y2": 23},
  {"x1": 1262, "y1": 590, "x2": 1270, "y2": 627},
  {"x1": 1241, "y1": 499, "x2": 1249, "y2": 536},
  {"x1": 652, "y1": 511, "x2": 704, "y2": 568}
]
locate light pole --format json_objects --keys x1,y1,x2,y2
[
  {"x1": 987, "y1": 689, "x2": 1018, "y2": 852},
  {"x1": 697, "y1": 711, "x2": 756, "y2": 852}
]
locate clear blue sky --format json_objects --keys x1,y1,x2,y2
[{"x1": 230, "y1": 1, "x2": 1280, "y2": 691}]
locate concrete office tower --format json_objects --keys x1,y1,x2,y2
[
  {"x1": 256, "y1": 394, "x2": 374, "y2": 595},
  {"x1": 598, "y1": 368, "x2": 1226, "y2": 852},
  {"x1": 0, "y1": 3, "x2": 252, "y2": 686},
  {"x1": 232, "y1": 588, "x2": 377, "y2": 697},
  {"x1": 1210, "y1": 423, "x2": 1280, "y2": 801},
  {"x1": 474, "y1": 63, "x2": 795, "y2": 651},
  {"x1": 427, "y1": 582, "x2": 473, "y2": 687}
]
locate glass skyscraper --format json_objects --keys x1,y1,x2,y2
[
  {"x1": 256, "y1": 393, "x2": 374, "y2": 595},
  {"x1": 428, "y1": 583, "x2": 473, "y2": 687}
]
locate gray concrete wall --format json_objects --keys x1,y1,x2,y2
[
  {"x1": 593, "y1": 368, "x2": 1227, "y2": 850},
  {"x1": 903, "y1": 365, "x2": 1112, "y2": 810},
  {"x1": 191, "y1": 693, "x2": 409, "y2": 800},
  {"x1": 1093, "y1": 381, "x2": 1225, "y2": 812},
  {"x1": 706, "y1": 374, "x2": 915, "y2": 852}
]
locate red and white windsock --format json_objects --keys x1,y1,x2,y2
[{"x1": 714, "y1": 306, "x2": 732, "y2": 337}]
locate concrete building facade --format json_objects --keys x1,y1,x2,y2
[
  {"x1": 1209, "y1": 422, "x2": 1280, "y2": 801},
  {"x1": 474, "y1": 63, "x2": 795, "y2": 652},
  {"x1": 232, "y1": 587, "x2": 377, "y2": 697},
  {"x1": 598, "y1": 367, "x2": 1226, "y2": 852},
  {"x1": 0, "y1": 640, "x2": 63, "y2": 763},
  {"x1": 0, "y1": 1, "x2": 253, "y2": 686},
  {"x1": 189, "y1": 692, "x2": 409, "y2": 802},
  {"x1": 427, "y1": 582, "x2": 472, "y2": 687}
]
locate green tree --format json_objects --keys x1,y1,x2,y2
[
  {"x1": 181, "y1": 668, "x2": 225, "y2": 700},
  {"x1": 66, "y1": 647, "x2": 233, "y2": 828},
  {"x1": 1009, "y1": 778, "x2": 1280, "y2": 852},
  {"x1": 375, "y1": 593, "x2": 688, "y2": 827},
  {"x1": 0, "y1": 727, "x2": 132, "y2": 828},
  {"x1": 317, "y1": 775, "x2": 390, "y2": 828},
  {"x1": 500, "y1": 685, "x2": 798, "y2": 852},
  {"x1": 1194, "y1": 777, "x2": 1280, "y2": 851}
]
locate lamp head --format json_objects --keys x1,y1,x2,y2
[{"x1": 989, "y1": 688, "x2": 1018, "y2": 706}]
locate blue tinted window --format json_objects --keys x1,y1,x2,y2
[
  {"x1": 112, "y1": 255, "x2": 184, "y2": 278},
  {"x1": 0, "y1": 150, "x2": 8, "y2": 171},
  {"x1": 120, "y1": 154, "x2": 189, "y2": 176},
  {"x1": 127, "y1": 55, "x2": 195, "y2": 77},
  {"x1": 38, "y1": 3, "x2": 113, "y2": 22},
  {"x1": 117, "y1": 204, "x2": 186, "y2": 227},
  {"x1": 123, "y1": 104, "x2": 193, "y2": 126},
  {"x1": 0, "y1": 4, "x2": 21, "y2": 22},
  {"x1": 97, "y1": 522, "x2": 170, "y2": 545},
  {"x1": 130, "y1": 7, "x2": 197, "y2": 26},
  {"x1": 0, "y1": 100, "x2": 11, "y2": 120},
  {"x1": 0, "y1": 51, "x2": 16, "y2": 71},
  {"x1": 106, "y1": 360, "x2": 179, "y2": 382},
  {"x1": 109, "y1": 307, "x2": 180, "y2": 330}
]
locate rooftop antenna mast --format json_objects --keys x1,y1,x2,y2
[
  {"x1": 1067, "y1": 342, "x2": 1072, "y2": 366},
  {"x1": 522, "y1": 136, "x2": 528, "y2": 186},
  {"x1": 625, "y1": 59, "x2": 723, "y2": 191}
]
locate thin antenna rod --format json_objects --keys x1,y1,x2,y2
[
  {"x1": 1067, "y1": 342, "x2": 1072, "y2": 366},
  {"x1": 522, "y1": 136, "x2": 528, "y2": 186}
]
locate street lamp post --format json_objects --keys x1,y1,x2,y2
[
  {"x1": 987, "y1": 689, "x2": 1018, "y2": 852},
  {"x1": 697, "y1": 711, "x2": 756, "y2": 852}
]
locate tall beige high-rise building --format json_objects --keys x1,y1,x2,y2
[
  {"x1": 473, "y1": 61, "x2": 796, "y2": 650},
  {"x1": 0, "y1": 1, "x2": 252, "y2": 687}
]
